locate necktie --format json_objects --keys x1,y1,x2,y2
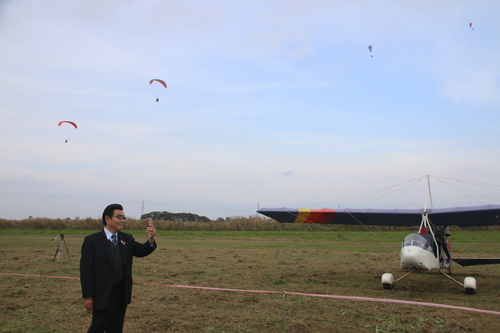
[{"x1": 111, "y1": 234, "x2": 117, "y2": 246}]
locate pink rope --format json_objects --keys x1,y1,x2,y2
[{"x1": 2, "y1": 272, "x2": 499, "y2": 316}]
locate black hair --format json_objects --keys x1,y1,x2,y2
[{"x1": 102, "y1": 204, "x2": 123, "y2": 226}]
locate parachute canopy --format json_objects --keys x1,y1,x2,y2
[
  {"x1": 368, "y1": 45, "x2": 372, "y2": 52},
  {"x1": 58, "y1": 121, "x2": 77, "y2": 129},
  {"x1": 149, "y1": 79, "x2": 167, "y2": 89}
]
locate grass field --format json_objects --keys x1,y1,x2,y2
[{"x1": 1, "y1": 229, "x2": 500, "y2": 332}]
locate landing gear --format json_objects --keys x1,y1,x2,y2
[
  {"x1": 381, "y1": 270, "x2": 415, "y2": 290},
  {"x1": 381, "y1": 273, "x2": 394, "y2": 290},
  {"x1": 464, "y1": 277, "x2": 477, "y2": 294},
  {"x1": 438, "y1": 270, "x2": 477, "y2": 294},
  {"x1": 380, "y1": 270, "x2": 477, "y2": 294}
]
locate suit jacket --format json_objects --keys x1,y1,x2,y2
[{"x1": 80, "y1": 230, "x2": 157, "y2": 311}]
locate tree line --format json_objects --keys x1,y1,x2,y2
[{"x1": 141, "y1": 211, "x2": 211, "y2": 222}]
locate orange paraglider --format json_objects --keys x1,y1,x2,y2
[
  {"x1": 149, "y1": 79, "x2": 167, "y2": 89},
  {"x1": 149, "y1": 79, "x2": 167, "y2": 102}
]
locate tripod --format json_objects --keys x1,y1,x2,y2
[{"x1": 52, "y1": 234, "x2": 71, "y2": 262}]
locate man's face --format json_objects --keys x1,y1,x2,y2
[{"x1": 105, "y1": 209, "x2": 125, "y2": 233}]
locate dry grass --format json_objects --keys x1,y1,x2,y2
[
  {"x1": 0, "y1": 216, "x2": 290, "y2": 232},
  {"x1": 0, "y1": 216, "x2": 435, "y2": 232},
  {"x1": 1, "y1": 232, "x2": 500, "y2": 332}
]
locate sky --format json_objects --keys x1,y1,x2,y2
[{"x1": 1, "y1": 0, "x2": 500, "y2": 220}]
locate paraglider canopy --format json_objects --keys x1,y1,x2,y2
[
  {"x1": 469, "y1": 22, "x2": 473, "y2": 30},
  {"x1": 368, "y1": 45, "x2": 373, "y2": 57},
  {"x1": 58, "y1": 121, "x2": 78, "y2": 129},
  {"x1": 149, "y1": 79, "x2": 167, "y2": 89}
]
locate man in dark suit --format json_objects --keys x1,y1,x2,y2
[{"x1": 80, "y1": 203, "x2": 157, "y2": 333}]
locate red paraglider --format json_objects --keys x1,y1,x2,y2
[
  {"x1": 469, "y1": 22, "x2": 473, "y2": 30},
  {"x1": 58, "y1": 121, "x2": 78, "y2": 129},
  {"x1": 58, "y1": 121, "x2": 77, "y2": 143}
]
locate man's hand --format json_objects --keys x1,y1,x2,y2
[
  {"x1": 146, "y1": 219, "x2": 156, "y2": 243},
  {"x1": 84, "y1": 297, "x2": 93, "y2": 311}
]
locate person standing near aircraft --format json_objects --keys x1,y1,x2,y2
[{"x1": 80, "y1": 203, "x2": 157, "y2": 332}]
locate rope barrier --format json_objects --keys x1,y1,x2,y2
[{"x1": 1, "y1": 272, "x2": 500, "y2": 316}]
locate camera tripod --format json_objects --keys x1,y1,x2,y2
[{"x1": 52, "y1": 234, "x2": 71, "y2": 262}]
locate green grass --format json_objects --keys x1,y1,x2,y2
[{"x1": 1, "y1": 229, "x2": 500, "y2": 332}]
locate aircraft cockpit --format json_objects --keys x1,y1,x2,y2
[{"x1": 402, "y1": 233, "x2": 434, "y2": 253}]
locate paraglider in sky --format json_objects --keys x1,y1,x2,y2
[
  {"x1": 368, "y1": 45, "x2": 373, "y2": 57},
  {"x1": 149, "y1": 79, "x2": 167, "y2": 102},
  {"x1": 58, "y1": 121, "x2": 78, "y2": 129},
  {"x1": 469, "y1": 22, "x2": 473, "y2": 30},
  {"x1": 149, "y1": 79, "x2": 167, "y2": 88},
  {"x1": 58, "y1": 121, "x2": 77, "y2": 143}
]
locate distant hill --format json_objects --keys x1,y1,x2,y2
[{"x1": 141, "y1": 211, "x2": 211, "y2": 222}]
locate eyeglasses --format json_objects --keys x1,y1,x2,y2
[{"x1": 112, "y1": 215, "x2": 127, "y2": 221}]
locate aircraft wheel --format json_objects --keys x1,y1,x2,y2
[
  {"x1": 381, "y1": 273, "x2": 394, "y2": 290},
  {"x1": 464, "y1": 277, "x2": 476, "y2": 294}
]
